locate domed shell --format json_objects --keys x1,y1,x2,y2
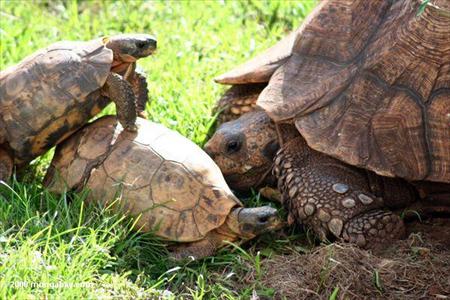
[
  {"x1": 217, "y1": 0, "x2": 449, "y2": 183},
  {"x1": 257, "y1": 0, "x2": 450, "y2": 183},
  {"x1": 214, "y1": 30, "x2": 297, "y2": 85},
  {"x1": 45, "y1": 116, "x2": 242, "y2": 242},
  {"x1": 0, "y1": 38, "x2": 113, "y2": 162}
]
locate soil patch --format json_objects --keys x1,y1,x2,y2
[{"x1": 260, "y1": 219, "x2": 450, "y2": 299}]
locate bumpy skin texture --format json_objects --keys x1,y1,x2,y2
[
  {"x1": 274, "y1": 137, "x2": 414, "y2": 248},
  {"x1": 206, "y1": 110, "x2": 450, "y2": 248},
  {"x1": 0, "y1": 34, "x2": 155, "y2": 180},
  {"x1": 207, "y1": 0, "x2": 450, "y2": 249},
  {"x1": 102, "y1": 73, "x2": 138, "y2": 131},
  {"x1": 213, "y1": 84, "x2": 266, "y2": 126},
  {"x1": 130, "y1": 69, "x2": 150, "y2": 117}
]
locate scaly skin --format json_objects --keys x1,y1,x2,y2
[
  {"x1": 131, "y1": 69, "x2": 149, "y2": 118},
  {"x1": 205, "y1": 111, "x2": 431, "y2": 249},
  {"x1": 213, "y1": 84, "x2": 266, "y2": 126},
  {"x1": 123, "y1": 63, "x2": 149, "y2": 118},
  {"x1": 274, "y1": 137, "x2": 412, "y2": 248},
  {"x1": 102, "y1": 73, "x2": 138, "y2": 131}
]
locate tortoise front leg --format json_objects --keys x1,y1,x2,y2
[
  {"x1": 128, "y1": 66, "x2": 149, "y2": 119},
  {"x1": 170, "y1": 231, "x2": 227, "y2": 260},
  {"x1": 102, "y1": 73, "x2": 137, "y2": 132},
  {"x1": 0, "y1": 147, "x2": 14, "y2": 182},
  {"x1": 123, "y1": 63, "x2": 149, "y2": 118},
  {"x1": 259, "y1": 186, "x2": 282, "y2": 203},
  {"x1": 274, "y1": 137, "x2": 409, "y2": 248}
]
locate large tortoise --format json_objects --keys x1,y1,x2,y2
[
  {"x1": 205, "y1": 0, "x2": 450, "y2": 248},
  {"x1": 0, "y1": 34, "x2": 157, "y2": 181},
  {"x1": 44, "y1": 116, "x2": 281, "y2": 259}
]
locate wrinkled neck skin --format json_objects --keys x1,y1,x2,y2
[
  {"x1": 111, "y1": 60, "x2": 134, "y2": 75},
  {"x1": 109, "y1": 56, "x2": 136, "y2": 77}
]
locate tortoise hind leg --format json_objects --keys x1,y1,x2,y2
[
  {"x1": 102, "y1": 73, "x2": 137, "y2": 132},
  {"x1": 0, "y1": 148, "x2": 13, "y2": 182},
  {"x1": 274, "y1": 137, "x2": 411, "y2": 248}
]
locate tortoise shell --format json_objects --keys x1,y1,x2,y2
[
  {"x1": 0, "y1": 38, "x2": 113, "y2": 163},
  {"x1": 217, "y1": 0, "x2": 450, "y2": 183},
  {"x1": 45, "y1": 116, "x2": 242, "y2": 242}
]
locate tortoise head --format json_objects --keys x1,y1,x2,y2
[
  {"x1": 104, "y1": 34, "x2": 157, "y2": 62},
  {"x1": 225, "y1": 206, "x2": 283, "y2": 239},
  {"x1": 204, "y1": 110, "x2": 279, "y2": 191}
]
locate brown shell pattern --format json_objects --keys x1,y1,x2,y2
[
  {"x1": 257, "y1": 0, "x2": 450, "y2": 183},
  {"x1": 45, "y1": 116, "x2": 241, "y2": 242},
  {"x1": 0, "y1": 39, "x2": 113, "y2": 163}
]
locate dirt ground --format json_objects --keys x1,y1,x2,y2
[{"x1": 260, "y1": 218, "x2": 450, "y2": 299}]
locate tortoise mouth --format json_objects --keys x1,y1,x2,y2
[{"x1": 118, "y1": 47, "x2": 156, "y2": 62}]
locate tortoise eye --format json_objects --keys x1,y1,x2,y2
[
  {"x1": 226, "y1": 140, "x2": 241, "y2": 154},
  {"x1": 136, "y1": 41, "x2": 147, "y2": 49}
]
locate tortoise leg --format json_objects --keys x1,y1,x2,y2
[
  {"x1": 259, "y1": 186, "x2": 282, "y2": 203},
  {"x1": 102, "y1": 73, "x2": 137, "y2": 132},
  {"x1": 214, "y1": 84, "x2": 266, "y2": 126},
  {"x1": 170, "y1": 232, "x2": 226, "y2": 260},
  {"x1": 0, "y1": 148, "x2": 13, "y2": 182},
  {"x1": 128, "y1": 67, "x2": 149, "y2": 119},
  {"x1": 274, "y1": 137, "x2": 409, "y2": 248}
]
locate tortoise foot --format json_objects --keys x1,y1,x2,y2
[
  {"x1": 342, "y1": 210, "x2": 405, "y2": 248},
  {"x1": 170, "y1": 234, "x2": 219, "y2": 260}
]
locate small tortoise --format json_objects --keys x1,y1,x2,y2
[
  {"x1": 205, "y1": 0, "x2": 450, "y2": 248},
  {"x1": 0, "y1": 34, "x2": 157, "y2": 181},
  {"x1": 44, "y1": 116, "x2": 281, "y2": 259}
]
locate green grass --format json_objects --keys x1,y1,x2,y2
[{"x1": 0, "y1": 0, "x2": 317, "y2": 298}]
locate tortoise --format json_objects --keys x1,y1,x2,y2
[
  {"x1": 205, "y1": 0, "x2": 450, "y2": 248},
  {"x1": 0, "y1": 34, "x2": 157, "y2": 181},
  {"x1": 44, "y1": 116, "x2": 281, "y2": 259}
]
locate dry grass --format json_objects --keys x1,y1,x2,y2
[{"x1": 259, "y1": 219, "x2": 450, "y2": 299}]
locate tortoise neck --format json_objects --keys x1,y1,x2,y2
[{"x1": 222, "y1": 207, "x2": 244, "y2": 238}]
